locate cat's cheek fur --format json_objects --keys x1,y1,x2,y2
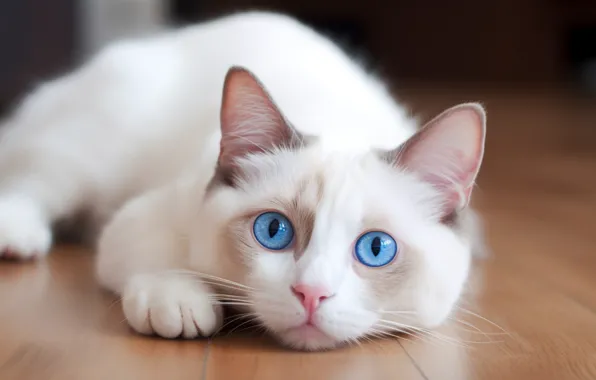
[
  {"x1": 364, "y1": 221, "x2": 473, "y2": 331},
  {"x1": 406, "y1": 227, "x2": 472, "y2": 328}
]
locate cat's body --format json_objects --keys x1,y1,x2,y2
[
  {"x1": 0, "y1": 12, "x2": 486, "y2": 350},
  {"x1": 0, "y1": 12, "x2": 411, "y2": 240}
]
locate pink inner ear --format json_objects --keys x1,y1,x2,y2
[
  {"x1": 399, "y1": 103, "x2": 486, "y2": 214},
  {"x1": 218, "y1": 67, "x2": 295, "y2": 170}
]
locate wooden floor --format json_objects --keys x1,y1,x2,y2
[{"x1": 1, "y1": 87, "x2": 595, "y2": 379}]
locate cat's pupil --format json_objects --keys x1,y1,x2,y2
[
  {"x1": 268, "y1": 219, "x2": 280, "y2": 238},
  {"x1": 371, "y1": 237, "x2": 381, "y2": 256}
]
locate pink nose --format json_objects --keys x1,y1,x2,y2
[{"x1": 291, "y1": 284, "x2": 333, "y2": 317}]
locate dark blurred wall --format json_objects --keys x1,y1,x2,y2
[
  {"x1": 0, "y1": 1, "x2": 76, "y2": 107},
  {"x1": 197, "y1": 0, "x2": 565, "y2": 84},
  {"x1": 2, "y1": 0, "x2": 596, "y2": 106}
]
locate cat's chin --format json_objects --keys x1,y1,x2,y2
[{"x1": 274, "y1": 324, "x2": 345, "y2": 351}]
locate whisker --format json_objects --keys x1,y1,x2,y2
[
  {"x1": 214, "y1": 301, "x2": 257, "y2": 307},
  {"x1": 381, "y1": 320, "x2": 503, "y2": 347},
  {"x1": 195, "y1": 279, "x2": 255, "y2": 293},
  {"x1": 226, "y1": 316, "x2": 262, "y2": 336},
  {"x1": 215, "y1": 312, "x2": 260, "y2": 335},
  {"x1": 209, "y1": 294, "x2": 251, "y2": 301},
  {"x1": 376, "y1": 320, "x2": 472, "y2": 348},
  {"x1": 158, "y1": 269, "x2": 255, "y2": 291},
  {"x1": 370, "y1": 324, "x2": 429, "y2": 343},
  {"x1": 379, "y1": 309, "x2": 509, "y2": 341},
  {"x1": 361, "y1": 334, "x2": 390, "y2": 353},
  {"x1": 107, "y1": 296, "x2": 124, "y2": 311},
  {"x1": 368, "y1": 327, "x2": 424, "y2": 346},
  {"x1": 230, "y1": 319, "x2": 264, "y2": 335},
  {"x1": 377, "y1": 325, "x2": 441, "y2": 346},
  {"x1": 349, "y1": 336, "x2": 364, "y2": 350},
  {"x1": 454, "y1": 306, "x2": 511, "y2": 335},
  {"x1": 446, "y1": 316, "x2": 509, "y2": 338}
]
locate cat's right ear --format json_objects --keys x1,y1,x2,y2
[
  {"x1": 217, "y1": 67, "x2": 305, "y2": 179},
  {"x1": 383, "y1": 103, "x2": 486, "y2": 217}
]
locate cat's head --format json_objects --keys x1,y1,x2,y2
[{"x1": 198, "y1": 67, "x2": 486, "y2": 351}]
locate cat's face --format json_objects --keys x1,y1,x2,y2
[{"x1": 198, "y1": 67, "x2": 485, "y2": 351}]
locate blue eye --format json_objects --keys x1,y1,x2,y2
[
  {"x1": 253, "y1": 212, "x2": 294, "y2": 250},
  {"x1": 355, "y1": 231, "x2": 398, "y2": 267}
]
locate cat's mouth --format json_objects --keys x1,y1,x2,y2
[
  {"x1": 288, "y1": 322, "x2": 326, "y2": 336},
  {"x1": 279, "y1": 321, "x2": 336, "y2": 347}
]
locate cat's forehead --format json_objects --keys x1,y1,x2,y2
[
  {"x1": 241, "y1": 148, "x2": 366, "y2": 198},
  {"x1": 240, "y1": 147, "x2": 428, "y2": 218}
]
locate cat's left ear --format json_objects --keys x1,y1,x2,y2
[
  {"x1": 387, "y1": 103, "x2": 486, "y2": 216},
  {"x1": 217, "y1": 66, "x2": 306, "y2": 175}
]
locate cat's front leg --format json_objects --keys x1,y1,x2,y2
[
  {"x1": 96, "y1": 184, "x2": 223, "y2": 339},
  {"x1": 122, "y1": 273, "x2": 223, "y2": 339}
]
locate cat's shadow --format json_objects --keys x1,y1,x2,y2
[
  {"x1": 208, "y1": 310, "x2": 285, "y2": 351},
  {"x1": 100, "y1": 304, "x2": 411, "y2": 353},
  {"x1": 99, "y1": 301, "x2": 286, "y2": 351}
]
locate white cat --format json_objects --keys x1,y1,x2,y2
[{"x1": 0, "y1": 11, "x2": 486, "y2": 350}]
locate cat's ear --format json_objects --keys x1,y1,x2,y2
[
  {"x1": 387, "y1": 103, "x2": 486, "y2": 216},
  {"x1": 218, "y1": 66, "x2": 305, "y2": 173}
]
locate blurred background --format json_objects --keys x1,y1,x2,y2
[
  {"x1": 1, "y1": 0, "x2": 596, "y2": 108},
  {"x1": 0, "y1": 4, "x2": 595, "y2": 378}
]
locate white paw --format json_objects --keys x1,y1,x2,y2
[
  {"x1": 122, "y1": 274, "x2": 222, "y2": 339},
  {"x1": 0, "y1": 197, "x2": 52, "y2": 260}
]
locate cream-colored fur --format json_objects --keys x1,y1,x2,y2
[{"x1": 0, "y1": 12, "x2": 486, "y2": 350}]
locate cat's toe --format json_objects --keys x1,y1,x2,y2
[
  {"x1": 122, "y1": 274, "x2": 222, "y2": 339},
  {"x1": 145, "y1": 300, "x2": 185, "y2": 338},
  {"x1": 0, "y1": 226, "x2": 52, "y2": 260},
  {"x1": 122, "y1": 293, "x2": 154, "y2": 336},
  {"x1": 0, "y1": 209, "x2": 52, "y2": 260},
  {"x1": 180, "y1": 299, "x2": 223, "y2": 338}
]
